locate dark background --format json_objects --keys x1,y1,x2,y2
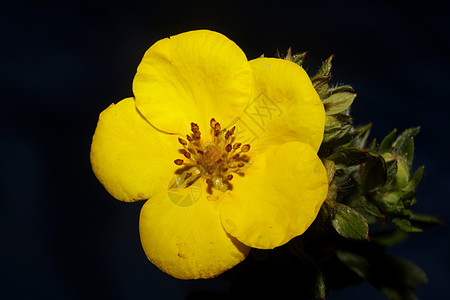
[{"x1": 2, "y1": 0, "x2": 449, "y2": 299}]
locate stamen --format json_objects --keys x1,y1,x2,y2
[
  {"x1": 173, "y1": 119, "x2": 252, "y2": 193},
  {"x1": 178, "y1": 137, "x2": 187, "y2": 146},
  {"x1": 241, "y1": 144, "x2": 251, "y2": 152},
  {"x1": 210, "y1": 118, "x2": 217, "y2": 129},
  {"x1": 180, "y1": 149, "x2": 191, "y2": 159}
]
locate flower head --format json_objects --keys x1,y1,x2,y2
[{"x1": 90, "y1": 30, "x2": 328, "y2": 279}]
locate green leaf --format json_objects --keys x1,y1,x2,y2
[
  {"x1": 411, "y1": 213, "x2": 443, "y2": 226},
  {"x1": 361, "y1": 156, "x2": 387, "y2": 192},
  {"x1": 351, "y1": 123, "x2": 372, "y2": 148},
  {"x1": 322, "y1": 159, "x2": 336, "y2": 184},
  {"x1": 386, "y1": 256, "x2": 427, "y2": 289},
  {"x1": 335, "y1": 249, "x2": 371, "y2": 280},
  {"x1": 402, "y1": 166, "x2": 424, "y2": 192},
  {"x1": 315, "y1": 55, "x2": 333, "y2": 77},
  {"x1": 375, "y1": 192, "x2": 404, "y2": 214},
  {"x1": 327, "y1": 147, "x2": 372, "y2": 169},
  {"x1": 369, "y1": 138, "x2": 377, "y2": 152},
  {"x1": 291, "y1": 52, "x2": 307, "y2": 66},
  {"x1": 327, "y1": 84, "x2": 353, "y2": 95},
  {"x1": 385, "y1": 160, "x2": 398, "y2": 186},
  {"x1": 398, "y1": 138, "x2": 415, "y2": 168},
  {"x1": 360, "y1": 196, "x2": 385, "y2": 218},
  {"x1": 323, "y1": 92, "x2": 356, "y2": 115},
  {"x1": 336, "y1": 248, "x2": 427, "y2": 300},
  {"x1": 392, "y1": 127, "x2": 420, "y2": 154},
  {"x1": 392, "y1": 218, "x2": 423, "y2": 233},
  {"x1": 370, "y1": 230, "x2": 409, "y2": 247},
  {"x1": 312, "y1": 76, "x2": 330, "y2": 99},
  {"x1": 312, "y1": 267, "x2": 326, "y2": 299},
  {"x1": 379, "y1": 129, "x2": 397, "y2": 153},
  {"x1": 323, "y1": 123, "x2": 352, "y2": 143},
  {"x1": 331, "y1": 203, "x2": 369, "y2": 240}
]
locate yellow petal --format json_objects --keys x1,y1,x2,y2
[
  {"x1": 133, "y1": 30, "x2": 253, "y2": 135},
  {"x1": 232, "y1": 58, "x2": 325, "y2": 154},
  {"x1": 139, "y1": 181, "x2": 250, "y2": 279},
  {"x1": 221, "y1": 142, "x2": 328, "y2": 249},
  {"x1": 90, "y1": 98, "x2": 180, "y2": 202}
]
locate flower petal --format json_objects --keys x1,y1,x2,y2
[
  {"x1": 221, "y1": 142, "x2": 328, "y2": 249},
  {"x1": 90, "y1": 98, "x2": 180, "y2": 202},
  {"x1": 232, "y1": 58, "x2": 325, "y2": 154},
  {"x1": 139, "y1": 181, "x2": 250, "y2": 279},
  {"x1": 133, "y1": 30, "x2": 253, "y2": 135}
]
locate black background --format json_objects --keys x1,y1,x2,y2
[{"x1": 2, "y1": 0, "x2": 449, "y2": 299}]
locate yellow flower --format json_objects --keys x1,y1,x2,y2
[{"x1": 90, "y1": 30, "x2": 328, "y2": 280}]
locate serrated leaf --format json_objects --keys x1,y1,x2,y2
[
  {"x1": 331, "y1": 203, "x2": 369, "y2": 240},
  {"x1": 327, "y1": 147, "x2": 372, "y2": 169},
  {"x1": 392, "y1": 127, "x2": 420, "y2": 153},
  {"x1": 323, "y1": 92, "x2": 356, "y2": 115},
  {"x1": 315, "y1": 55, "x2": 333, "y2": 77},
  {"x1": 402, "y1": 166, "x2": 424, "y2": 192},
  {"x1": 291, "y1": 52, "x2": 307, "y2": 66},
  {"x1": 392, "y1": 218, "x2": 423, "y2": 233},
  {"x1": 361, "y1": 156, "x2": 387, "y2": 192},
  {"x1": 379, "y1": 129, "x2": 397, "y2": 153}
]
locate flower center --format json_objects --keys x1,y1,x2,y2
[{"x1": 172, "y1": 118, "x2": 251, "y2": 193}]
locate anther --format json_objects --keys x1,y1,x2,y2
[
  {"x1": 227, "y1": 174, "x2": 233, "y2": 181},
  {"x1": 197, "y1": 150, "x2": 204, "y2": 155},
  {"x1": 210, "y1": 118, "x2": 217, "y2": 129},
  {"x1": 225, "y1": 144, "x2": 232, "y2": 152},
  {"x1": 237, "y1": 162, "x2": 245, "y2": 168},
  {"x1": 178, "y1": 137, "x2": 187, "y2": 146},
  {"x1": 221, "y1": 167, "x2": 228, "y2": 172},
  {"x1": 232, "y1": 153, "x2": 240, "y2": 159},
  {"x1": 241, "y1": 144, "x2": 251, "y2": 152},
  {"x1": 174, "y1": 159, "x2": 184, "y2": 165},
  {"x1": 185, "y1": 172, "x2": 192, "y2": 179},
  {"x1": 191, "y1": 122, "x2": 200, "y2": 133},
  {"x1": 233, "y1": 142, "x2": 241, "y2": 150},
  {"x1": 206, "y1": 178, "x2": 213, "y2": 185},
  {"x1": 180, "y1": 149, "x2": 191, "y2": 159},
  {"x1": 186, "y1": 134, "x2": 193, "y2": 142},
  {"x1": 193, "y1": 131, "x2": 201, "y2": 140}
]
